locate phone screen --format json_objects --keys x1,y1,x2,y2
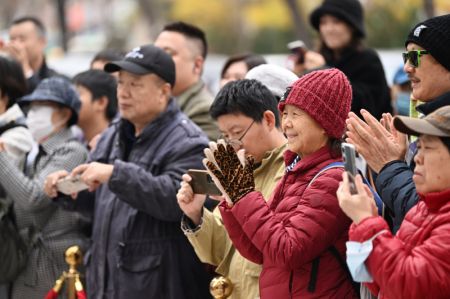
[
  {"x1": 187, "y1": 169, "x2": 222, "y2": 196},
  {"x1": 341, "y1": 143, "x2": 358, "y2": 194}
]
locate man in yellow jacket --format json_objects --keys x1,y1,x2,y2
[{"x1": 178, "y1": 66, "x2": 297, "y2": 298}]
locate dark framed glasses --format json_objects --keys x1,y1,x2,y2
[
  {"x1": 402, "y1": 50, "x2": 429, "y2": 68},
  {"x1": 219, "y1": 120, "x2": 255, "y2": 150}
]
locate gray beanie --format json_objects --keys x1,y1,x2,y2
[{"x1": 245, "y1": 64, "x2": 298, "y2": 99}]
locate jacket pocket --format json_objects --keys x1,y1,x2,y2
[{"x1": 117, "y1": 252, "x2": 163, "y2": 298}]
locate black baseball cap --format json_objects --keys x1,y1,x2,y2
[{"x1": 104, "y1": 44, "x2": 176, "y2": 86}]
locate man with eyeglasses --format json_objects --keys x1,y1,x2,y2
[
  {"x1": 345, "y1": 14, "x2": 450, "y2": 232},
  {"x1": 177, "y1": 77, "x2": 291, "y2": 299}
]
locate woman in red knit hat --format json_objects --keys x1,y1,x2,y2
[{"x1": 202, "y1": 68, "x2": 359, "y2": 298}]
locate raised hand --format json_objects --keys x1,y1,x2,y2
[
  {"x1": 176, "y1": 174, "x2": 207, "y2": 226},
  {"x1": 203, "y1": 141, "x2": 255, "y2": 205},
  {"x1": 346, "y1": 110, "x2": 408, "y2": 173}
]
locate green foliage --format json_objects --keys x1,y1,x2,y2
[
  {"x1": 365, "y1": 4, "x2": 420, "y2": 48},
  {"x1": 251, "y1": 27, "x2": 297, "y2": 53}
]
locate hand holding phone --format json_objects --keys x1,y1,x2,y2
[
  {"x1": 187, "y1": 169, "x2": 222, "y2": 196},
  {"x1": 341, "y1": 143, "x2": 358, "y2": 194},
  {"x1": 56, "y1": 175, "x2": 89, "y2": 195}
]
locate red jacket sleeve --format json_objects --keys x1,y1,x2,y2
[
  {"x1": 228, "y1": 170, "x2": 351, "y2": 269},
  {"x1": 219, "y1": 201, "x2": 263, "y2": 264},
  {"x1": 350, "y1": 214, "x2": 450, "y2": 299}
]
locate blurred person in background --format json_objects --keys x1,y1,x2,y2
[
  {"x1": 337, "y1": 105, "x2": 450, "y2": 299},
  {"x1": 286, "y1": 40, "x2": 325, "y2": 76},
  {"x1": 5, "y1": 16, "x2": 63, "y2": 92},
  {"x1": 0, "y1": 54, "x2": 33, "y2": 299},
  {"x1": 391, "y1": 66, "x2": 412, "y2": 116},
  {"x1": 72, "y1": 69, "x2": 118, "y2": 150},
  {"x1": 90, "y1": 49, "x2": 125, "y2": 80},
  {"x1": 345, "y1": 14, "x2": 450, "y2": 233},
  {"x1": 219, "y1": 53, "x2": 266, "y2": 88},
  {"x1": 0, "y1": 77, "x2": 89, "y2": 299},
  {"x1": 309, "y1": 0, "x2": 392, "y2": 120},
  {"x1": 177, "y1": 75, "x2": 292, "y2": 299},
  {"x1": 90, "y1": 49, "x2": 125, "y2": 71},
  {"x1": 245, "y1": 64, "x2": 298, "y2": 102},
  {"x1": 155, "y1": 21, "x2": 218, "y2": 140}
]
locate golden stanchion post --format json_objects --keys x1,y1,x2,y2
[
  {"x1": 64, "y1": 246, "x2": 83, "y2": 299},
  {"x1": 209, "y1": 276, "x2": 233, "y2": 299}
]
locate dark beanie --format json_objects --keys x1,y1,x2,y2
[
  {"x1": 278, "y1": 68, "x2": 352, "y2": 139},
  {"x1": 405, "y1": 14, "x2": 450, "y2": 71},
  {"x1": 310, "y1": 0, "x2": 365, "y2": 38}
]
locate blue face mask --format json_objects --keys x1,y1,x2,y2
[
  {"x1": 346, "y1": 230, "x2": 388, "y2": 282},
  {"x1": 395, "y1": 92, "x2": 411, "y2": 116}
]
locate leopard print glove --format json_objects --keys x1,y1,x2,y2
[{"x1": 204, "y1": 142, "x2": 255, "y2": 204}]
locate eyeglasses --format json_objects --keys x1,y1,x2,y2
[
  {"x1": 402, "y1": 50, "x2": 429, "y2": 68},
  {"x1": 220, "y1": 120, "x2": 255, "y2": 150}
]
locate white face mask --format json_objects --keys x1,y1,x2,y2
[
  {"x1": 26, "y1": 105, "x2": 56, "y2": 143},
  {"x1": 346, "y1": 230, "x2": 388, "y2": 283}
]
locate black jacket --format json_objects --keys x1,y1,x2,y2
[
  {"x1": 326, "y1": 47, "x2": 392, "y2": 120},
  {"x1": 85, "y1": 99, "x2": 212, "y2": 299},
  {"x1": 27, "y1": 58, "x2": 65, "y2": 92},
  {"x1": 376, "y1": 92, "x2": 450, "y2": 232}
]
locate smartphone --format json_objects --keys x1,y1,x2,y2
[
  {"x1": 56, "y1": 175, "x2": 89, "y2": 195},
  {"x1": 341, "y1": 143, "x2": 358, "y2": 194},
  {"x1": 187, "y1": 169, "x2": 222, "y2": 196}
]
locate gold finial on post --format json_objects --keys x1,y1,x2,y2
[
  {"x1": 46, "y1": 246, "x2": 85, "y2": 299},
  {"x1": 64, "y1": 246, "x2": 83, "y2": 299},
  {"x1": 209, "y1": 276, "x2": 233, "y2": 299}
]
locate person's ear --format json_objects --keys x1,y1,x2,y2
[
  {"x1": 160, "y1": 83, "x2": 172, "y2": 102},
  {"x1": 193, "y1": 56, "x2": 204, "y2": 75},
  {"x1": 58, "y1": 107, "x2": 72, "y2": 125},
  {"x1": 93, "y1": 96, "x2": 109, "y2": 113},
  {"x1": 263, "y1": 110, "x2": 276, "y2": 131}
]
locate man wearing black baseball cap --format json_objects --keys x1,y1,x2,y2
[{"x1": 44, "y1": 44, "x2": 212, "y2": 299}]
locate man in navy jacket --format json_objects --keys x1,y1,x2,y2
[{"x1": 45, "y1": 45, "x2": 212, "y2": 298}]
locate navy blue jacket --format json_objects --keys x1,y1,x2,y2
[
  {"x1": 376, "y1": 92, "x2": 450, "y2": 232},
  {"x1": 85, "y1": 99, "x2": 212, "y2": 299}
]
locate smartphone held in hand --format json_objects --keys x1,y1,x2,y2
[
  {"x1": 56, "y1": 175, "x2": 89, "y2": 195},
  {"x1": 187, "y1": 169, "x2": 222, "y2": 196},
  {"x1": 341, "y1": 143, "x2": 358, "y2": 194}
]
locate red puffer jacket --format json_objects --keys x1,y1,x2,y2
[
  {"x1": 350, "y1": 188, "x2": 450, "y2": 299},
  {"x1": 219, "y1": 147, "x2": 357, "y2": 298}
]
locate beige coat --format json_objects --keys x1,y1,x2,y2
[
  {"x1": 185, "y1": 144, "x2": 286, "y2": 299},
  {"x1": 176, "y1": 80, "x2": 218, "y2": 140}
]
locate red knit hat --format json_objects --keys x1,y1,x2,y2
[{"x1": 278, "y1": 68, "x2": 352, "y2": 139}]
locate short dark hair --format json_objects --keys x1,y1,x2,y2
[
  {"x1": 0, "y1": 55, "x2": 27, "y2": 108},
  {"x1": 210, "y1": 79, "x2": 280, "y2": 128},
  {"x1": 11, "y1": 16, "x2": 46, "y2": 37},
  {"x1": 73, "y1": 70, "x2": 118, "y2": 121},
  {"x1": 90, "y1": 49, "x2": 125, "y2": 66},
  {"x1": 162, "y1": 21, "x2": 208, "y2": 58},
  {"x1": 220, "y1": 53, "x2": 267, "y2": 79}
]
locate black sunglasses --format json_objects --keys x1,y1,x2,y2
[{"x1": 402, "y1": 50, "x2": 429, "y2": 68}]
